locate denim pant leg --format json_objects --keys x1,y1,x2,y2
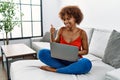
[
  {"x1": 57, "y1": 58, "x2": 92, "y2": 74},
  {"x1": 38, "y1": 49, "x2": 65, "y2": 68}
]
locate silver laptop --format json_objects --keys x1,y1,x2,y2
[{"x1": 50, "y1": 42, "x2": 79, "y2": 61}]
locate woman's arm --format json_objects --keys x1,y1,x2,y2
[
  {"x1": 50, "y1": 25, "x2": 63, "y2": 43},
  {"x1": 78, "y1": 30, "x2": 89, "y2": 55}
]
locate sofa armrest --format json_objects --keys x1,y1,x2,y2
[
  {"x1": 105, "y1": 68, "x2": 120, "y2": 80},
  {"x1": 31, "y1": 37, "x2": 43, "y2": 42},
  {"x1": 30, "y1": 37, "x2": 43, "y2": 49}
]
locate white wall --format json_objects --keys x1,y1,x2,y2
[
  {"x1": 42, "y1": 0, "x2": 62, "y2": 33},
  {"x1": 44, "y1": 0, "x2": 120, "y2": 31}
]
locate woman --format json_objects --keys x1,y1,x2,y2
[{"x1": 38, "y1": 6, "x2": 92, "y2": 74}]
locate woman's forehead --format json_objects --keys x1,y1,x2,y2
[{"x1": 63, "y1": 14, "x2": 72, "y2": 18}]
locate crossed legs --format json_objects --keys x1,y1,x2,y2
[{"x1": 38, "y1": 49, "x2": 92, "y2": 74}]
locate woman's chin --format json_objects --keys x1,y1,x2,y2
[{"x1": 67, "y1": 27, "x2": 72, "y2": 31}]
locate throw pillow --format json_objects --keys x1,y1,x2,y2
[
  {"x1": 42, "y1": 30, "x2": 57, "y2": 42},
  {"x1": 42, "y1": 32, "x2": 51, "y2": 42},
  {"x1": 102, "y1": 30, "x2": 120, "y2": 68}
]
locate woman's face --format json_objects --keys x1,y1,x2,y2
[{"x1": 63, "y1": 14, "x2": 76, "y2": 29}]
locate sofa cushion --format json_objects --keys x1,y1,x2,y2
[
  {"x1": 10, "y1": 59, "x2": 114, "y2": 80},
  {"x1": 83, "y1": 54, "x2": 101, "y2": 61},
  {"x1": 42, "y1": 32, "x2": 51, "y2": 42},
  {"x1": 32, "y1": 42, "x2": 50, "y2": 53},
  {"x1": 102, "y1": 30, "x2": 120, "y2": 68},
  {"x1": 105, "y1": 68, "x2": 120, "y2": 80},
  {"x1": 89, "y1": 29, "x2": 112, "y2": 58},
  {"x1": 81, "y1": 27, "x2": 94, "y2": 44},
  {"x1": 41, "y1": 30, "x2": 58, "y2": 42},
  {"x1": 77, "y1": 60, "x2": 114, "y2": 80},
  {"x1": 10, "y1": 60, "x2": 80, "y2": 80}
]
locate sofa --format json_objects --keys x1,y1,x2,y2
[{"x1": 10, "y1": 27, "x2": 120, "y2": 80}]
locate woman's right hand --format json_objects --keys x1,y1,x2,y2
[
  {"x1": 50, "y1": 24, "x2": 56, "y2": 42},
  {"x1": 50, "y1": 24, "x2": 56, "y2": 35}
]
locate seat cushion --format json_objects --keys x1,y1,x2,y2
[
  {"x1": 32, "y1": 42, "x2": 50, "y2": 52},
  {"x1": 105, "y1": 68, "x2": 120, "y2": 80},
  {"x1": 10, "y1": 60, "x2": 78, "y2": 80},
  {"x1": 77, "y1": 60, "x2": 114, "y2": 80},
  {"x1": 83, "y1": 54, "x2": 101, "y2": 61},
  {"x1": 10, "y1": 60, "x2": 114, "y2": 80}
]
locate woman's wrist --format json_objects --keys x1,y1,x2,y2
[
  {"x1": 50, "y1": 34, "x2": 55, "y2": 42},
  {"x1": 78, "y1": 50, "x2": 88, "y2": 55},
  {"x1": 78, "y1": 51, "x2": 81, "y2": 55}
]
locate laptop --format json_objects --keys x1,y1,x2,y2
[{"x1": 50, "y1": 42, "x2": 79, "y2": 61}]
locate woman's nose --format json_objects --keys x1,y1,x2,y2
[{"x1": 64, "y1": 19, "x2": 69, "y2": 23}]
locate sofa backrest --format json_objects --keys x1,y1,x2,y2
[
  {"x1": 41, "y1": 30, "x2": 58, "y2": 42},
  {"x1": 89, "y1": 28, "x2": 112, "y2": 59},
  {"x1": 81, "y1": 27, "x2": 94, "y2": 45},
  {"x1": 41, "y1": 27, "x2": 94, "y2": 44}
]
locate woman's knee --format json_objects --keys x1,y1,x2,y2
[
  {"x1": 38, "y1": 49, "x2": 50, "y2": 59},
  {"x1": 56, "y1": 58, "x2": 92, "y2": 74},
  {"x1": 79, "y1": 58, "x2": 92, "y2": 73},
  {"x1": 82, "y1": 58, "x2": 92, "y2": 67}
]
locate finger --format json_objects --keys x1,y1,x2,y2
[{"x1": 51, "y1": 24, "x2": 54, "y2": 28}]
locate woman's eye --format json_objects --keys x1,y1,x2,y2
[
  {"x1": 62, "y1": 18, "x2": 65, "y2": 21},
  {"x1": 67, "y1": 17, "x2": 70, "y2": 20}
]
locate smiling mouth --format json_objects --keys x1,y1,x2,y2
[
  {"x1": 66, "y1": 24, "x2": 69, "y2": 27},
  {"x1": 65, "y1": 23, "x2": 70, "y2": 27},
  {"x1": 65, "y1": 24, "x2": 73, "y2": 31}
]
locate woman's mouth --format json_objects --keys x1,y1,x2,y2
[
  {"x1": 65, "y1": 24, "x2": 73, "y2": 31},
  {"x1": 65, "y1": 23, "x2": 70, "y2": 27}
]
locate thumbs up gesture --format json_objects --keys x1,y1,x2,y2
[{"x1": 50, "y1": 24, "x2": 56, "y2": 35}]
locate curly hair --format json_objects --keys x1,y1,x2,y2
[{"x1": 59, "y1": 6, "x2": 83, "y2": 24}]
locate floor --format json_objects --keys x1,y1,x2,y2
[{"x1": 0, "y1": 61, "x2": 7, "y2": 80}]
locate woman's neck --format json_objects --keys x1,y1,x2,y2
[{"x1": 67, "y1": 26, "x2": 77, "y2": 32}]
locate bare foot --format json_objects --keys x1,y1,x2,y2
[{"x1": 40, "y1": 66, "x2": 56, "y2": 72}]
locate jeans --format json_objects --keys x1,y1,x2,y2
[{"x1": 38, "y1": 49, "x2": 92, "y2": 74}]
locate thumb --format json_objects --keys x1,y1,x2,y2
[{"x1": 51, "y1": 24, "x2": 54, "y2": 28}]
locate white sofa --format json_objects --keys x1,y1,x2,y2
[{"x1": 10, "y1": 27, "x2": 120, "y2": 80}]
